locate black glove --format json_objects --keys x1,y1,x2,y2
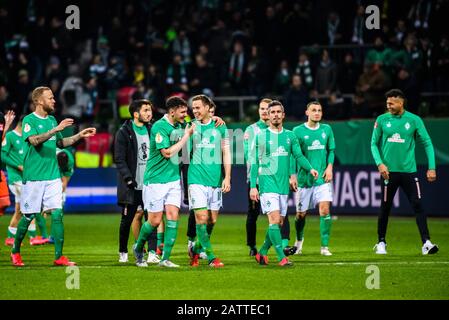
[{"x1": 126, "y1": 178, "x2": 138, "y2": 189}]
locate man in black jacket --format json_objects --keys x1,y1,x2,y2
[{"x1": 114, "y1": 99, "x2": 159, "y2": 264}]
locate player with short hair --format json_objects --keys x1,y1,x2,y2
[
  {"x1": 133, "y1": 96, "x2": 195, "y2": 268},
  {"x1": 371, "y1": 89, "x2": 438, "y2": 255},
  {"x1": 290, "y1": 101, "x2": 336, "y2": 256},
  {"x1": 249, "y1": 100, "x2": 318, "y2": 266},
  {"x1": 10, "y1": 86, "x2": 96, "y2": 267},
  {"x1": 187, "y1": 94, "x2": 231, "y2": 268},
  {"x1": 244, "y1": 98, "x2": 294, "y2": 257}
]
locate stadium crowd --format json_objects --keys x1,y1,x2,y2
[{"x1": 1, "y1": 0, "x2": 448, "y2": 125}]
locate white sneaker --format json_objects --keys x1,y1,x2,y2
[
  {"x1": 294, "y1": 239, "x2": 304, "y2": 255},
  {"x1": 374, "y1": 242, "x2": 387, "y2": 254},
  {"x1": 199, "y1": 252, "x2": 208, "y2": 260},
  {"x1": 147, "y1": 251, "x2": 161, "y2": 264},
  {"x1": 119, "y1": 252, "x2": 128, "y2": 263},
  {"x1": 136, "y1": 261, "x2": 148, "y2": 267},
  {"x1": 159, "y1": 260, "x2": 180, "y2": 268},
  {"x1": 320, "y1": 247, "x2": 333, "y2": 256},
  {"x1": 422, "y1": 240, "x2": 439, "y2": 255}
]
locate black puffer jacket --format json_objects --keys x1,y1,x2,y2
[{"x1": 114, "y1": 120, "x2": 151, "y2": 205}]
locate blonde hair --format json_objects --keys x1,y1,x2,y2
[{"x1": 31, "y1": 86, "x2": 51, "y2": 104}]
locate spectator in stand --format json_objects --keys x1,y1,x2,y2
[
  {"x1": 356, "y1": 62, "x2": 391, "y2": 117},
  {"x1": 273, "y1": 60, "x2": 291, "y2": 95},
  {"x1": 434, "y1": 35, "x2": 449, "y2": 93},
  {"x1": 365, "y1": 36, "x2": 394, "y2": 72},
  {"x1": 396, "y1": 67, "x2": 420, "y2": 113},
  {"x1": 172, "y1": 30, "x2": 192, "y2": 65},
  {"x1": 283, "y1": 74, "x2": 309, "y2": 120},
  {"x1": 227, "y1": 40, "x2": 248, "y2": 95},
  {"x1": 351, "y1": 5, "x2": 365, "y2": 45},
  {"x1": 419, "y1": 36, "x2": 435, "y2": 92},
  {"x1": 247, "y1": 45, "x2": 269, "y2": 97},
  {"x1": 338, "y1": 52, "x2": 361, "y2": 94},
  {"x1": 166, "y1": 53, "x2": 189, "y2": 95},
  {"x1": 295, "y1": 51, "x2": 314, "y2": 91},
  {"x1": 314, "y1": 49, "x2": 337, "y2": 97},
  {"x1": 327, "y1": 11, "x2": 342, "y2": 45},
  {"x1": 190, "y1": 54, "x2": 217, "y2": 96}
]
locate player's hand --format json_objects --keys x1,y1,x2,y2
[
  {"x1": 126, "y1": 178, "x2": 138, "y2": 189},
  {"x1": 289, "y1": 175, "x2": 298, "y2": 192},
  {"x1": 55, "y1": 118, "x2": 74, "y2": 132},
  {"x1": 310, "y1": 169, "x2": 319, "y2": 179},
  {"x1": 426, "y1": 169, "x2": 436, "y2": 182},
  {"x1": 222, "y1": 177, "x2": 231, "y2": 193},
  {"x1": 323, "y1": 166, "x2": 333, "y2": 183},
  {"x1": 250, "y1": 188, "x2": 259, "y2": 202},
  {"x1": 378, "y1": 164, "x2": 389, "y2": 180},
  {"x1": 79, "y1": 127, "x2": 96, "y2": 138},
  {"x1": 5, "y1": 110, "x2": 15, "y2": 127},
  {"x1": 184, "y1": 123, "x2": 196, "y2": 136},
  {"x1": 212, "y1": 116, "x2": 225, "y2": 127}
]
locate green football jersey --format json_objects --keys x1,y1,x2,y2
[
  {"x1": 371, "y1": 111, "x2": 435, "y2": 172},
  {"x1": 292, "y1": 123, "x2": 335, "y2": 188},
  {"x1": 1, "y1": 130, "x2": 24, "y2": 184},
  {"x1": 57, "y1": 148, "x2": 75, "y2": 177},
  {"x1": 22, "y1": 113, "x2": 63, "y2": 182},
  {"x1": 244, "y1": 120, "x2": 268, "y2": 181},
  {"x1": 144, "y1": 115, "x2": 183, "y2": 184},
  {"x1": 250, "y1": 128, "x2": 313, "y2": 195},
  {"x1": 187, "y1": 119, "x2": 229, "y2": 187}
]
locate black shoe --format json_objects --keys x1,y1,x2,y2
[
  {"x1": 283, "y1": 246, "x2": 297, "y2": 256},
  {"x1": 249, "y1": 247, "x2": 258, "y2": 256}
]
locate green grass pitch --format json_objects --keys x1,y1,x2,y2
[{"x1": 0, "y1": 214, "x2": 448, "y2": 300}]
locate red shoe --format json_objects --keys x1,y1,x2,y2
[
  {"x1": 190, "y1": 253, "x2": 199, "y2": 267},
  {"x1": 54, "y1": 256, "x2": 77, "y2": 266},
  {"x1": 5, "y1": 238, "x2": 14, "y2": 246},
  {"x1": 30, "y1": 236, "x2": 47, "y2": 246},
  {"x1": 279, "y1": 257, "x2": 293, "y2": 267},
  {"x1": 11, "y1": 253, "x2": 25, "y2": 267},
  {"x1": 255, "y1": 253, "x2": 269, "y2": 265},
  {"x1": 209, "y1": 258, "x2": 224, "y2": 268}
]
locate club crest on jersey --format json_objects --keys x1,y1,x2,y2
[
  {"x1": 24, "y1": 123, "x2": 31, "y2": 133},
  {"x1": 321, "y1": 132, "x2": 326, "y2": 139},
  {"x1": 155, "y1": 133, "x2": 163, "y2": 143},
  {"x1": 304, "y1": 135, "x2": 309, "y2": 140},
  {"x1": 386, "y1": 122, "x2": 391, "y2": 128},
  {"x1": 405, "y1": 122, "x2": 410, "y2": 130}
]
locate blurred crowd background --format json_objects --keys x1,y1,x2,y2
[{"x1": 1, "y1": 0, "x2": 448, "y2": 134}]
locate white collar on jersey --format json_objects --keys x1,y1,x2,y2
[
  {"x1": 268, "y1": 127, "x2": 284, "y2": 134},
  {"x1": 32, "y1": 112, "x2": 49, "y2": 119},
  {"x1": 304, "y1": 122, "x2": 320, "y2": 130}
]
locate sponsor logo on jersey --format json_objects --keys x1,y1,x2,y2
[
  {"x1": 24, "y1": 123, "x2": 31, "y2": 133},
  {"x1": 155, "y1": 133, "x2": 163, "y2": 144},
  {"x1": 387, "y1": 133, "x2": 405, "y2": 143},
  {"x1": 308, "y1": 140, "x2": 325, "y2": 150},
  {"x1": 271, "y1": 146, "x2": 288, "y2": 157},
  {"x1": 196, "y1": 137, "x2": 215, "y2": 149}
]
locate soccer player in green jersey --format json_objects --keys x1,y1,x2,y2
[
  {"x1": 244, "y1": 98, "x2": 294, "y2": 257},
  {"x1": 371, "y1": 89, "x2": 438, "y2": 255},
  {"x1": 10, "y1": 86, "x2": 96, "y2": 267},
  {"x1": 187, "y1": 95, "x2": 231, "y2": 268},
  {"x1": 290, "y1": 101, "x2": 336, "y2": 256},
  {"x1": 133, "y1": 96, "x2": 195, "y2": 268},
  {"x1": 2, "y1": 115, "x2": 49, "y2": 246},
  {"x1": 249, "y1": 100, "x2": 318, "y2": 266}
]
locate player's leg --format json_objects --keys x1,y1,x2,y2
[
  {"x1": 207, "y1": 187, "x2": 222, "y2": 239},
  {"x1": 293, "y1": 187, "x2": 313, "y2": 254},
  {"x1": 159, "y1": 180, "x2": 182, "y2": 267},
  {"x1": 186, "y1": 209, "x2": 196, "y2": 253},
  {"x1": 401, "y1": 173, "x2": 438, "y2": 254},
  {"x1": 280, "y1": 213, "x2": 296, "y2": 255},
  {"x1": 246, "y1": 184, "x2": 260, "y2": 256},
  {"x1": 130, "y1": 207, "x2": 142, "y2": 242},
  {"x1": 376, "y1": 173, "x2": 400, "y2": 254},
  {"x1": 156, "y1": 219, "x2": 164, "y2": 255},
  {"x1": 6, "y1": 204, "x2": 21, "y2": 246},
  {"x1": 315, "y1": 183, "x2": 334, "y2": 256},
  {"x1": 34, "y1": 212, "x2": 49, "y2": 241},
  {"x1": 119, "y1": 204, "x2": 138, "y2": 262}
]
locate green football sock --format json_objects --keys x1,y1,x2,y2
[
  {"x1": 259, "y1": 229, "x2": 272, "y2": 256},
  {"x1": 28, "y1": 222, "x2": 37, "y2": 238},
  {"x1": 157, "y1": 232, "x2": 164, "y2": 249},
  {"x1": 35, "y1": 213, "x2": 49, "y2": 238},
  {"x1": 12, "y1": 214, "x2": 34, "y2": 254},
  {"x1": 295, "y1": 217, "x2": 306, "y2": 241},
  {"x1": 320, "y1": 214, "x2": 332, "y2": 247},
  {"x1": 207, "y1": 223, "x2": 215, "y2": 238},
  {"x1": 196, "y1": 224, "x2": 215, "y2": 261},
  {"x1": 162, "y1": 220, "x2": 178, "y2": 261},
  {"x1": 268, "y1": 224, "x2": 285, "y2": 261},
  {"x1": 136, "y1": 222, "x2": 155, "y2": 252},
  {"x1": 7, "y1": 226, "x2": 17, "y2": 238},
  {"x1": 281, "y1": 238, "x2": 289, "y2": 249},
  {"x1": 51, "y1": 209, "x2": 64, "y2": 259}
]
